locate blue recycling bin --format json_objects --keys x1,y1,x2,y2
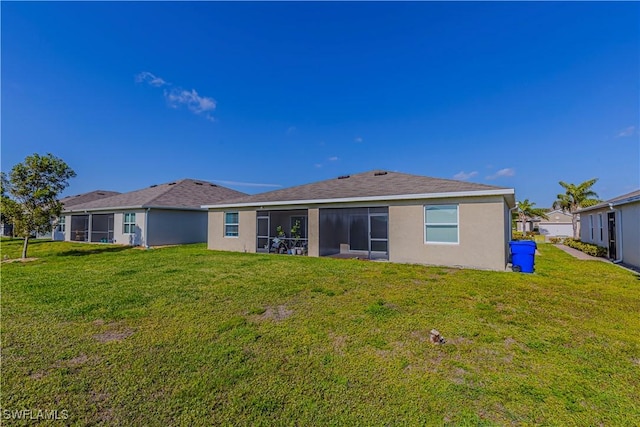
[{"x1": 509, "y1": 240, "x2": 537, "y2": 273}]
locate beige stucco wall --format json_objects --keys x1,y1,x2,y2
[
  {"x1": 542, "y1": 210, "x2": 573, "y2": 223},
  {"x1": 206, "y1": 195, "x2": 510, "y2": 271},
  {"x1": 388, "y1": 196, "x2": 507, "y2": 270},
  {"x1": 208, "y1": 209, "x2": 257, "y2": 253},
  {"x1": 308, "y1": 208, "x2": 320, "y2": 257}
]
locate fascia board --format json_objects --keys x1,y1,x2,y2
[{"x1": 202, "y1": 188, "x2": 515, "y2": 209}]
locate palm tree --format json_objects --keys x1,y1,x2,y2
[
  {"x1": 516, "y1": 199, "x2": 548, "y2": 233},
  {"x1": 553, "y1": 178, "x2": 600, "y2": 239}
]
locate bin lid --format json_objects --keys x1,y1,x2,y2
[{"x1": 509, "y1": 240, "x2": 537, "y2": 248}]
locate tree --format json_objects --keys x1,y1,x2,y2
[
  {"x1": 516, "y1": 199, "x2": 549, "y2": 233},
  {"x1": 553, "y1": 178, "x2": 600, "y2": 239},
  {"x1": 1, "y1": 153, "x2": 76, "y2": 258},
  {"x1": 0, "y1": 172, "x2": 12, "y2": 236}
]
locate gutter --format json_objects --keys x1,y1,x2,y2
[
  {"x1": 578, "y1": 194, "x2": 640, "y2": 213},
  {"x1": 63, "y1": 205, "x2": 207, "y2": 214}
]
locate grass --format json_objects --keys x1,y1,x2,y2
[{"x1": 1, "y1": 239, "x2": 639, "y2": 425}]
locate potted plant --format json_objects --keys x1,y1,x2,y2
[
  {"x1": 290, "y1": 220, "x2": 302, "y2": 255},
  {"x1": 273, "y1": 225, "x2": 287, "y2": 254}
]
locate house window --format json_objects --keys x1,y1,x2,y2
[
  {"x1": 598, "y1": 214, "x2": 603, "y2": 241},
  {"x1": 225, "y1": 212, "x2": 239, "y2": 237},
  {"x1": 123, "y1": 213, "x2": 136, "y2": 234},
  {"x1": 425, "y1": 204, "x2": 459, "y2": 244},
  {"x1": 57, "y1": 216, "x2": 66, "y2": 232},
  {"x1": 589, "y1": 215, "x2": 594, "y2": 240}
]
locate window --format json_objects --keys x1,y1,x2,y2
[
  {"x1": 598, "y1": 214, "x2": 603, "y2": 241},
  {"x1": 224, "y1": 212, "x2": 239, "y2": 237},
  {"x1": 425, "y1": 204, "x2": 459, "y2": 244},
  {"x1": 589, "y1": 215, "x2": 594, "y2": 240},
  {"x1": 57, "y1": 216, "x2": 66, "y2": 232},
  {"x1": 123, "y1": 213, "x2": 136, "y2": 234}
]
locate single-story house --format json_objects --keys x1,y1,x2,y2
[
  {"x1": 0, "y1": 222, "x2": 13, "y2": 237},
  {"x1": 578, "y1": 189, "x2": 640, "y2": 269},
  {"x1": 204, "y1": 171, "x2": 516, "y2": 271},
  {"x1": 53, "y1": 190, "x2": 121, "y2": 240},
  {"x1": 516, "y1": 218, "x2": 539, "y2": 233},
  {"x1": 537, "y1": 209, "x2": 575, "y2": 238},
  {"x1": 61, "y1": 179, "x2": 246, "y2": 247}
]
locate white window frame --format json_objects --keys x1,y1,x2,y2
[
  {"x1": 57, "y1": 216, "x2": 66, "y2": 232},
  {"x1": 123, "y1": 213, "x2": 136, "y2": 234},
  {"x1": 424, "y1": 204, "x2": 459, "y2": 245},
  {"x1": 224, "y1": 211, "x2": 239, "y2": 238},
  {"x1": 598, "y1": 214, "x2": 603, "y2": 242}
]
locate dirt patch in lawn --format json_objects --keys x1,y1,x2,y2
[
  {"x1": 30, "y1": 354, "x2": 91, "y2": 380},
  {"x1": 330, "y1": 333, "x2": 348, "y2": 355},
  {"x1": 260, "y1": 305, "x2": 293, "y2": 321},
  {"x1": 29, "y1": 371, "x2": 47, "y2": 380},
  {"x1": 93, "y1": 329, "x2": 135, "y2": 343},
  {"x1": 64, "y1": 354, "x2": 89, "y2": 367},
  {"x1": 2, "y1": 257, "x2": 38, "y2": 264}
]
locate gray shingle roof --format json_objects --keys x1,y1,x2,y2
[
  {"x1": 61, "y1": 190, "x2": 121, "y2": 207},
  {"x1": 64, "y1": 179, "x2": 247, "y2": 212},
  {"x1": 578, "y1": 189, "x2": 640, "y2": 212},
  {"x1": 205, "y1": 170, "x2": 513, "y2": 207}
]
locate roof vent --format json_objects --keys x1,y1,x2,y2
[
  {"x1": 194, "y1": 182, "x2": 203, "y2": 186},
  {"x1": 168, "y1": 182, "x2": 176, "y2": 186},
  {"x1": 210, "y1": 184, "x2": 218, "y2": 187},
  {"x1": 337, "y1": 175, "x2": 350, "y2": 180},
  {"x1": 374, "y1": 171, "x2": 388, "y2": 176},
  {"x1": 150, "y1": 184, "x2": 158, "y2": 188}
]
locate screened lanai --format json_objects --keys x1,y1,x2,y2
[
  {"x1": 90, "y1": 214, "x2": 114, "y2": 243},
  {"x1": 319, "y1": 207, "x2": 388, "y2": 260},
  {"x1": 69, "y1": 213, "x2": 115, "y2": 243},
  {"x1": 256, "y1": 209, "x2": 308, "y2": 254},
  {"x1": 70, "y1": 215, "x2": 89, "y2": 242}
]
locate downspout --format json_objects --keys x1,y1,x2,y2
[
  {"x1": 85, "y1": 210, "x2": 91, "y2": 242},
  {"x1": 509, "y1": 202, "x2": 520, "y2": 242},
  {"x1": 144, "y1": 208, "x2": 150, "y2": 249},
  {"x1": 507, "y1": 202, "x2": 519, "y2": 268}
]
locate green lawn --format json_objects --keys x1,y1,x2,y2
[{"x1": 2, "y1": 239, "x2": 639, "y2": 426}]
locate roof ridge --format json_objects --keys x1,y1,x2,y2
[{"x1": 142, "y1": 178, "x2": 194, "y2": 206}]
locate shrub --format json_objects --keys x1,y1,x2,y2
[
  {"x1": 512, "y1": 231, "x2": 535, "y2": 241},
  {"x1": 563, "y1": 238, "x2": 607, "y2": 257},
  {"x1": 549, "y1": 237, "x2": 565, "y2": 244}
]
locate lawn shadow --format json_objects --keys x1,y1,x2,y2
[
  {"x1": 1, "y1": 238, "x2": 52, "y2": 246},
  {"x1": 57, "y1": 246, "x2": 133, "y2": 257}
]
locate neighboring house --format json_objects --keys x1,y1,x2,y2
[
  {"x1": 516, "y1": 218, "x2": 539, "y2": 233},
  {"x1": 203, "y1": 170, "x2": 516, "y2": 271},
  {"x1": 0, "y1": 222, "x2": 13, "y2": 237},
  {"x1": 53, "y1": 190, "x2": 121, "y2": 240},
  {"x1": 61, "y1": 179, "x2": 246, "y2": 247},
  {"x1": 578, "y1": 189, "x2": 640, "y2": 269},
  {"x1": 537, "y1": 209, "x2": 575, "y2": 238}
]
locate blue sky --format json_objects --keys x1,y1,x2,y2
[{"x1": 2, "y1": 2, "x2": 638, "y2": 206}]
